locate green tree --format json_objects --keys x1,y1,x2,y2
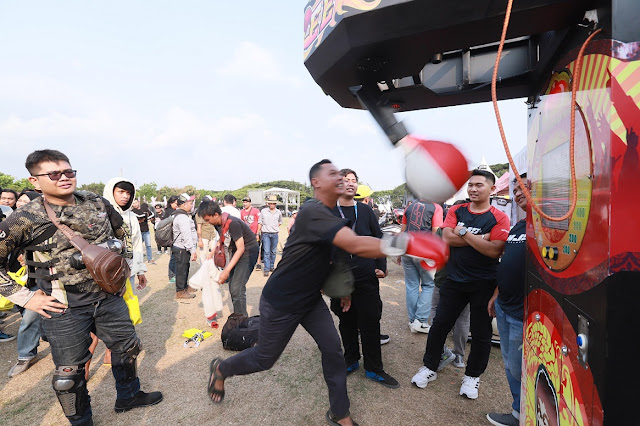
[
  {"x1": 12, "y1": 178, "x2": 35, "y2": 192},
  {"x1": 79, "y1": 182, "x2": 105, "y2": 195},
  {"x1": 0, "y1": 172, "x2": 15, "y2": 189},
  {"x1": 137, "y1": 182, "x2": 158, "y2": 199}
]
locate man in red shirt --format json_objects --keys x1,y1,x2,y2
[
  {"x1": 411, "y1": 169, "x2": 509, "y2": 400},
  {"x1": 240, "y1": 197, "x2": 260, "y2": 235}
]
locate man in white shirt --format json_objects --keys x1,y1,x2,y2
[
  {"x1": 172, "y1": 193, "x2": 197, "y2": 299},
  {"x1": 257, "y1": 195, "x2": 282, "y2": 277}
]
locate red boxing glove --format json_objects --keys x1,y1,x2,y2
[{"x1": 381, "y1": 232, "x2": 448, "y2": 270}]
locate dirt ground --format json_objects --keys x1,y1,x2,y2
[{"x1": 0, "y1": 220, "x2": 512, "y2": 425}]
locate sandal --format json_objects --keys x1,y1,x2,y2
[
  {"x1": 207, "y1": 357, "x2": 225, "y2": 403},
  {"x1": 326, "y1": 410, "x2": 359, "y2": 426}
]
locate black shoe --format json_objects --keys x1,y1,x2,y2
[
  {"x1": 263, "y1": 270, "x2": 269, "y2": 277},
  {"x1": 114, "y1": 390, "x2": 163, "y2": 413},
  {"x1": 364, "y1": 369, "x2": 400, "y2": 389},
  {"x1": 380, "y1": 334, "x2": 390, "y2": 345},
  {"x1": 255, "y1": 264, "x2": 262, "y2": 270}
]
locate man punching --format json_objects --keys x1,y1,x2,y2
[{"x1": 0, "y1": 150, "x2": 162, "y2": 425}]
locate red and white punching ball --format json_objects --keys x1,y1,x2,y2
[{"x1": 399, "y1": 135, "x2": 468, "y2": 203}]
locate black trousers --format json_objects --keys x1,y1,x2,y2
[
  {"x1": 171, "y1": 246, "x2": 191, "y2": 292},
  {"x1": 422, "y1": 278, "x2": 496, "y2": 377},
  {"x1": 219, "y1": 295, "x2": 350, "y2": 419},
  {"x1": 330, "y1": 278, "x2": 383, "y2": 373}
]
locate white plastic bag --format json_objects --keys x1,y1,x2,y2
[{"x1": 190, "y1": 259, "x2": 223, "y2": 318}]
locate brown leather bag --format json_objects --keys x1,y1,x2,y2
[
  {"x1": 43, "y1": 199, "x2": 130, "y2": 295},
  {"x1": 214, "y1": 213, "x2": 230, "y2": 268}
]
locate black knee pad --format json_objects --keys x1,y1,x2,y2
[
  {"x1": 113, "y1": 337, "x2": 142, "y2": 381},
  {"x1": 52, "y1": 365, "x2": 90, "y2": 418}
]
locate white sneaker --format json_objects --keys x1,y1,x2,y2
[
  {"x1": 453, "y1": 354, "x2": 465, "y2": 368},
  {"x1": 460, "y1": 375, "x2": 480, "y2": 399},
  {"x1": 411, "y1": 366, "x2": 437, "y2": 388},
  {"x1": 409, "y1": 319, "x2": 431, "y2": 334}
]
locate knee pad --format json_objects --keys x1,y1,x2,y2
[
  {"x1": 52, "y1": 365, "x2": 89, "y2": 418},
  {"x1": 114, "y1": 337, "x2": 142, "y2": 381}
]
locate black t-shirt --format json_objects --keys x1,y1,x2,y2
[
  {"x1": 331, "y1": 202, "x2": 386, "y2": 284},
  {"x1": 497, "y1": 220, "x2": 526, "y2": 321},
  {"x1": 227, "y1": 216, "x2": 258, "y2": 258},
  {"x1": 262, "y1": 199, "x2": 349, "y2": 313},
  {"x1": 132, "y1": 206, "x2": 150, "y2": 233},
  {"x1": 163, "y1": 207, "x2": 175, "y2": 219},
  {"x1": 444, "y1": 204, "x2": 510, "y2": 282}
]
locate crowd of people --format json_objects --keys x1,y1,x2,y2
[{"x1": 0, "y1": 149, "x2": 528, "y2": 426}]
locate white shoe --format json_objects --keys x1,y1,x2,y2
[
  {"x1": 409, "y1": 319, "x2": 430, "y2": 334},
  {"x1": 460, "y1": 375, "x2": 480, "y2": 399},
  {"x1": 411, "y1": 366, "x2": 437, "y2": 388}
]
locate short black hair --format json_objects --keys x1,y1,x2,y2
[
  {"x1": 471, "y1": 169, "x2": 496, "y2": 185},
  {"x1": 309, "y1": 159, "x2": 332, "y2": 183},
  {"x1": 197, "y1": 200, "x2": 222, "y2": 218},
  {"x1": 167, "y1": 195, "x2": 179, "y2": 205},
  {"x1": 2, "y1": 189, "x2": 18, "y2": 199},
  {"x1": 512, "y1": 172, "x2": 527, "y2": 185},
  {"x1": 223, "y1": 194, "x2": 236, "y2": 204},
  {"x1": 114, "y1": 181, "x2": 134, "y2": 195},
  {"x1": 340, "y1": 168, "x2": 358, "y2": 181},
  {"x1": 25, "y1": 149, "x2": 71, "y2": 175}
]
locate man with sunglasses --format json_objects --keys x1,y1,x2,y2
[{"x1": 0, "y1": 149, "x2": 162, "y2": 425}]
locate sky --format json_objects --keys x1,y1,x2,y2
[{"x1": 0, "y1": 1, "x2": 527, "y2": 192}]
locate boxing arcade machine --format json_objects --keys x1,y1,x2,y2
[{"x1": 304, "y1": 1, "x2": 640, "y2": 424}]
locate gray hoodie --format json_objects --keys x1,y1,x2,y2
[{"x1": 103, "y1": 177, "x2": 147, "y2": 277}]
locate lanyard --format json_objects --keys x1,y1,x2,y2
[{"x1": 336, "y1": 201, "x2": 357, "y2": 231}]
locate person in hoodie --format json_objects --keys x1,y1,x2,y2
[{"x1": 103, "y1": 178, "x2": 147, "y2": 290}]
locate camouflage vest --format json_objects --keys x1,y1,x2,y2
[{"x1": 23, "y1": 191, "x2": 117, "y2": 305}]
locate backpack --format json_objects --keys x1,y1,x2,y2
[
  {"x1": 221, "y1": 313, "x2": 260, "y2": 351},
  {"x1": 154, "y1": 210, "x2": 186, "y2": 247}
]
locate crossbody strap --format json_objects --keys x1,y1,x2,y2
[{"x1": 42, "y1": 198, "x2": 89, "y2": 252}]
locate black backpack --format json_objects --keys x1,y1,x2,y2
[
  {"x1": 221, "y1": 313, "x2": 260, "y2": 351},
  {"x1": 154, "y1": 210, "x2": 186, "y2": 247}
]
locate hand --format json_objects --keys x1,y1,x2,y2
[
  {"x1": 191, "y1": 252, "x2": 198, "y2": 262},
  {"x1": 453, "y1": 225, "x2": 463, "y2": 236},
  {"x1": 198, "y1": 239, "x2": 204, "y2": 249},
  {"x1": 394, "y1": 256, "x2": 401, "y2": 266},
  {"x1": 374, "y1": 269, "x2": 386, "y2": 278},
  {"x1": 340, "y1": 296, "x2": 352, "y2": 312},
  {"x1": 17, "y1": 253, "x2": 25, "y2": 267},
  {"x1": 218, "y1": 269, "x2": 230, "y2": 284},
  {"x1": 137, "y1": 274, "x2": 147, "y2": 290},
  {"x1": 23, "y1": 290, "x2": 67, "y2": 318},
  {"x1": 488, "y1": 294, "x2": 497, "y2": 318}
]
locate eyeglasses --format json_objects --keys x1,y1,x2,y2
[{"x1": 33, "y1": 169, "x2": 77, "y2": 181}]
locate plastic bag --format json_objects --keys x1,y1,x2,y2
[
  {"x1": 122, "y1": 277, "x2": 142, "y2": 325},
  {"x1": 189, "y1": 259, "x2": 223, "y2": 318},
  {"x1": 0, "y1": 266, "x2": 28, "y2": 311}
]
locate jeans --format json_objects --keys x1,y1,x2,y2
[
  {"x1": 422, "y1": 278, "x2": 495, "y2": 378},
  {"x1": 402, "y1": 256, "x2": 435, "y2": 324},
  {"x1": 141, "y1": 231, "x2": 153, "y2": 262},
  {"x1": 172, "y1": 246, "x2": 191, "y2": 292},
  {"x1": 219, "y1": 295, "x2": 350, "y2": 419},
  {"x1": 262, "y1": 232, "x2": 278, "y2": 271},
  {"x1": 430, "y1": 286, "x2": 470, "y2": 357},
  {"x1": 227, "y1": 247, "x2": 259, "y2": 315},
  {"x1": 168, "y1": 250, "x2": 176, "y2": 279},
  {"x1": 41, "y1": 294, "x2": 141, "y2": 425},
  {"x1": 495, "y1": 299, "x2": 523, "y2": 415},
  {"x1": 330, "y1": 279, "x2": 384, "y2": 373},
  {"x1": 17, "y1": 303, "x2": 41, "y2": 359}
]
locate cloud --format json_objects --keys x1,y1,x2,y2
[{"x1": 215, "y1": 42, "x2": 302, "y2": 87}]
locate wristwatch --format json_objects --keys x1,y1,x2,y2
[{"x1": 458, "y1": 227, "x2": 468, "y2": 237}]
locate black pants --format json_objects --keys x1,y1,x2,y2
[
  {"x1": 172, "y1": 246, "x2": 191, "y2": 292},
  {"x1": 219, "y1": 295, "x2": 350, "y2": 419},
  {"x1": 330, "y1": 278, "x2": 383, "y2": 373},
  {"x1": 422, "y1": 278, "x2": 495, "y2": 377}
]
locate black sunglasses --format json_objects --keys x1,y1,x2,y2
[{"x1": 33, "y1": 169, "x2": 77, "y2": 181}]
